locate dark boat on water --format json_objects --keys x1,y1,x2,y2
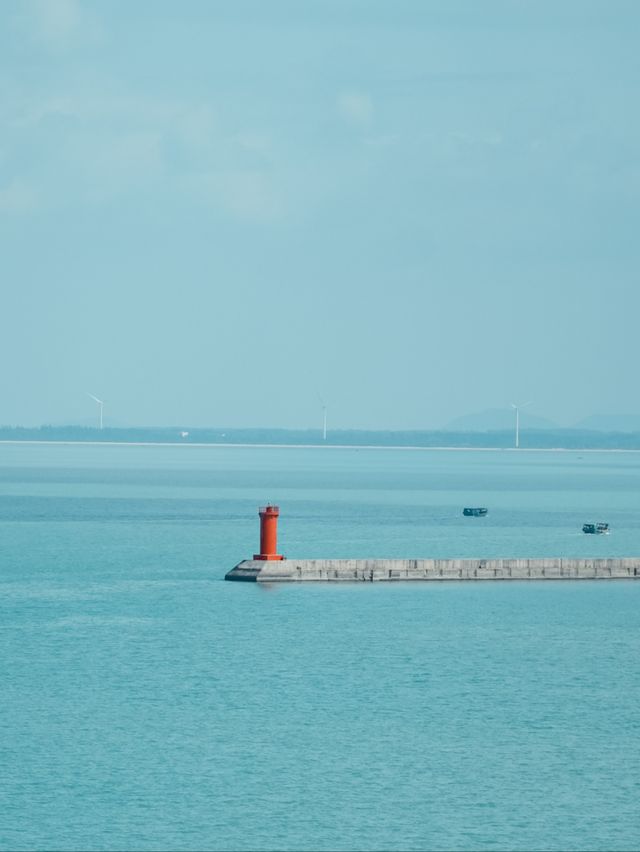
[
  {"x1": 582, "y1": 522, "x2": 609, "y2": 534},
  {"x1": 463, "y1": 507, "x2": 488, "y2": 517}
]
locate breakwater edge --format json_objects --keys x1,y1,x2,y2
[{"x1": 226, "y1": 556, "x2": 640, "y2": 582}]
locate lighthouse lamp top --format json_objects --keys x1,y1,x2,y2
[{"x1": 259, "y1": 505, "x2": 280, "y2": 515}]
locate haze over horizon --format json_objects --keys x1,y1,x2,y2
[
  {"x1": 8, "y1": 408, "x2": 640, "y2": 435},
  {"x1": 3, "y1": 1, "x2": 638, "y2": 430}
]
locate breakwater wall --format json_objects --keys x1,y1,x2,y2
[{"x1": 225, "y1": 557, "x2": 640, "y2": 583}]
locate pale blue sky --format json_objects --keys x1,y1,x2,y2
[{"x1": 2, "y1": 0, "x2": 638, "y2": 429}]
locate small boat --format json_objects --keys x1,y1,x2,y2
[
  {"x1": 463, "y1": 507, "x2": 488, "y2": 517},
  {"x1": 582, "y1": 522, "x2": 609, "y2": 534}
]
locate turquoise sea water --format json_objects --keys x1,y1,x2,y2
[{"x1": 1, "y1": 443, "x2": 639, "y2": 851}]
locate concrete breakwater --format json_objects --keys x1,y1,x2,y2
[{"x1": 225, "y1": 557, "x2": 640, "y2": 583}]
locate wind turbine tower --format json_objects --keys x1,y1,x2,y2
[
  {"x1": 87, "y1": 393, "x2": 105, "y2": 430},
  {"x1": 317, "y1": 394, "x2": 327, "y2": 441},
  {"x1": 511, "y1": 401, "x2": 531, "y2": 449}
]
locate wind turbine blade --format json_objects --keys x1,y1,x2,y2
[{"x1": 86, "y1": 392, "x2": 103, "y2": 404}]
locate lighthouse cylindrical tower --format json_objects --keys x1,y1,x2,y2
[{"x1": 254, "y1": 505, "x2": 284, "y2": 561}]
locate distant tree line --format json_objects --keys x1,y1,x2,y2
[{"x1": 2, "y1": 424, "x2": 640, "y2": 450}]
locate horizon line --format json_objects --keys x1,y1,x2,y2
[
  {"x1": 1, "y1": 424, "x2": 639, "y2": 435},
  {"x1": 1, "y1": 440, "x2": 638, "y2": 454}
]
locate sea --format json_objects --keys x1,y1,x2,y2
[{"x1": 1, "y1": 442, "x2": 639, "y2": 852}]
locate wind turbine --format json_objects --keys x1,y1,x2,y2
[
  {"x1": 318, "y1": 394, "x2": 327, "y2": 441},
  {"x1": 87, "y1": 393, "x2": 104, "y2": 430},
  {"x1": 511, "y1": 401, "x2": 531, "y2": 449}
]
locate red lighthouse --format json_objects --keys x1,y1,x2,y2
[{"x1": 253, "y1": 505, "x2": 284, "y2": 561}]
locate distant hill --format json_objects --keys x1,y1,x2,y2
[
  {"x1": 444, "y1": 408, "x2": 559, "y2": 432},
  {"x1": 572, "y1": 415, "x2": 640, "y2": 433}
]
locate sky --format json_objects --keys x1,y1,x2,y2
[{"x1": 1, "y1": 0, "x2": 639, "y2": 430}]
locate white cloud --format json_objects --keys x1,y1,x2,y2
[
  {"x1": 447, "y1": 130, "x2": 503, "y2": 146},
  {"x1": 234, "y1": 132, "x2": 273, "y2": 155},
  {"x1": 0, "y1": 179, "x2": 39, "y2": 214},
  {"x1": 68, "y1": 131, "x2": 166, "y2": 200},
  {"x1": 8, "y1": 95, "x2": 77, "y2": 129},
  {"x1": 0, "y1": 77, "x2": 293, "y2": 219},
  {"x1": 18, "y1": 0, "x2": 101, "y2": 49},
  {"x1": 184, "y1": 169, "x2": 284, "y2": 222},
  {"x1": 363, "y1": 134, "x2": 400, "y2": 148},
  {"x1": 176, "y1": 105, "x2": 218, "y2": 152},
  {"x1": 222, "y1": 170, "x2": 281, "y2": 220},
  {"x1": 28, "y1": 0, "x2": 81, "y2": 42},
  {"x1": 337, "y1": 91, "x2": 374, "y2": 127}
]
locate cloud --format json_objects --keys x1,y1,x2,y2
[
  {"x1": 7, "y1": 95, "x2": 78, "y2": 130},
  {"x1": 176, "y1": 104, "x2": 218, "y2": 152},
  {"x1": 234, "y1": 131, "x2": 273, "y2": 156},
  {"x1": 18, "y1": 0, "x2": 100, "y2": 48},
  {"x1": 337, "y1": 91, "x2": 374, "y2": 127},
  {"x1": 0, "y1": 179, "x2": 39, "y2": 214},
  {"x1": 67, "y1": 130, "x2": 166, "y2": 201},
  {"x1": 363, "y1": 134, "x2": 400, "y2": 148},
  {"x1": 447, "y1": 130, "x2": 503, "y2": 147},
  {"x1": 0, "y1": 77, "x2": 297, "y2": 221},
  {"x1": 28, "y1": 0, "x2": 81, "y2": 42},
  {"x1": 184, "y1": 169, "x2": 284, "y2": 222}
]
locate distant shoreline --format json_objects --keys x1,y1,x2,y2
[
  {"x1": 3, "y1": 425, "x2": 640, "y2": 451},
  {"x1": 1, "y1": 440, "x2": 638, "y2": 453}
]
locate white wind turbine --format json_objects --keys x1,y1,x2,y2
[
  {"x1": 511, "y1": 401, "x2": 531, "y2": 449},
  {"x1": 87, "y1": 393, "x2": 104, "y2": 430},
  {"x1": 318, "y1": 394, "x2": 327, "y2": 441}
]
